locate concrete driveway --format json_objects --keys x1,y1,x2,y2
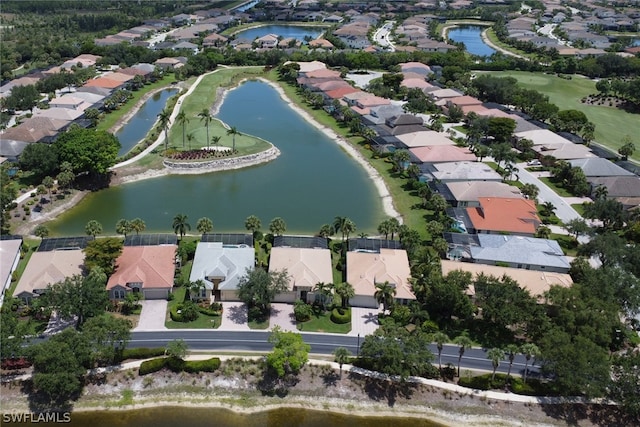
[
  {"x1": 270, "y1": 303, "x2": 297, "y2": 332},
  {"x1": 134, "y1": 300, "x2": 168, "y2": 331},
  {"x1": 349, "y1": 307, "x2": 381, "y2": 337},
  {"x1": 219, "y1": 302, "x2": 250, "y2": 331}
]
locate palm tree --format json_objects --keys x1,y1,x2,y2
[
  {"x1": 157, "y1": 108, "x2": 172, "y2": 154},
  {"x1": 432, "y1": 331, "x2": 449, "y2": 372},
  {"x1": 130, "y1": 218, "x2": 146, "y2": 235},
  {"x1": 374, "y1": 281, "x2": 396, "y2": 312},
  {"x1": 392, "y1": 149, "x2": 411, "y2": 172},
  {"x1": 186, "y1": 132, "x2": 195, "y2": 150},
  {"x1": 172, "y1": 214, "x2": 191, "y2": 240},
  {"x1": 504, "y1": 344, "x2": 519, "y2": 379},
  {"x1": 334, "y1": 282, "x2": 355, "y2": 309},
  {"x1": 333, "y1": 216, "x2": 348, "y2": 243},
  {"x1": 387, "y1": 217, "x2": 400, "y2": 240},
  {"x1": 42, "y1": 176, "x2": 55, "y2": 201},
  {"x1": 198, "y1": 109, "x2": 212, "y2": 150},
  {"x1": 196, "y1": 217, "x2": 213, "y2": 235},
  {"x1": 520, "y1": 183, "x2": 539, "y2": 200},
  {"x1": 85, "y1": 220, "x2": 103, "y2": 239},
  {"x1": 520, "y1": 343, "x2": 540, "y2": 383},
  {"x1": 210, "y1": 135, "x2": 221, "y2": 151},
  {"x1": 189, "y1": 279, "x2": 206, "y2": 301},
  {"x1": 453, "y1": 335, "x2": 473, "y2": 377},
  {"x1": 313, "y1": 282, "x2": 333, "y2": 311},
  {"x1": 176, "y1": 110, "x2": 189, "y2": 148},
  {"x1": 115, "y1": 219, "x2": 132, "y2": 237},
  {"x1": 244, "y1": 215, "x2": 261, "y2": 236},
  {"x1": 487, "y1": 348, "x2": 505, "y2": 382},
  {"x1": 541, "y1": 201, "x2": 556, "y2": 217},
  {"x1": 377, "y1": 219, "x2": 391, "y2": 239},
  {"x1": 34, "y1": 224, "x2": 49, "y2": 239},
  {"x1": 333, "y1": 347, "x2": 351, "y2": 378},
  {"x1": 226, "y1": 126, "x2": 241, "y2": 152},
  {"x1": 269, "y1": 217, "x2": 286, "y2": 236},
  {"x1": 342, "y1": 218, "x2": 356, "y2": 242},
  {"x1": 318, "y1": 224, "x2": 333, "y2": 239}
]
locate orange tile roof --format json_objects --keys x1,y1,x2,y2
[
  {"x1": 409, "y1": 145, "x2": 476, "y2": 163},
  {"x1": 107, "y1": 245, "x2": 176, "y2": 290},
  {"x1": 325, "y1": 86, "x2": 360, "y2": 99},
  {"x1": 467, "y1": 197, "x2": 541, "y2": 235},
  {"x1": 84, "y1": 77, "x2": 123, "y2": 89}
]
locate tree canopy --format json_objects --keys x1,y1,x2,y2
[
  {"x1": 266, "y1": 326, "x2": 310, "y2": 379},
  {"x1": 55, "y1": 127, "x2": 120, "y2": 176}
]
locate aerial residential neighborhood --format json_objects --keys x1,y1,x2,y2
[{"x1": 0, "y1": 0, "x2": 639, "y2": 426}]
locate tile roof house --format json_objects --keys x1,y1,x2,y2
[
  {"x1": 396, "y1": 130, "x2": 454, "y2": 148},
  {"x1": 569, "y1": 158, "x2": 634, "y2": 178},
  {"x1": 14, "y1": 249, "x2": 85, "y2": 304},
  {"x1": 441, "y1": 260, "x2": 572, "y2": 299},
  {"x1": 466, "y1": 197, "x2": 541, "y2": 236},
  {"x1": 420, "y1": 161, "x2": 503, "y2": 182},
  {"x1": 0, "y1": 238, "x2": 22, "y2": 306},
  {"x1": 466, "y1": 234, "x2": 571, "y2": 273},
  {"x1": 346, "y1": 248, "x2": 415, "y2": 308},
  {"x1": 107, "y1": 245, "x2": 177, "y2": 300},
  {"x1": 189, "y1": 242, "x2": 254, "y2": 302},
  {"x1": 588, "y1": 176, "x2": 640, "y2": 199},
  {"x1": 269, "y1": 247, "x2": 333, "y2": 304},
  {"x1": 409, "y1": 145, "x2": 476, "y2": 164},
  {"x1": 442, "y1": 181, "x2": 523, "y2": 207}
]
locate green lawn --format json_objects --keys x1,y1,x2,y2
[
  {"x1": 484, "y1": 28, "x2": 535, "y2": 59},
  {"x1": 538, "y1": 177, "x2": 574, "y2": 198},
  {"x1": 488, "y1": 71, "x2": 640, "y2": 162},
  {"x1": 165, "y1": 286, "x2": 221, "y2": 329},
  {"x1": 6, "y1": 241, "x2": 38, "y2": 297},
  {"x1": 248, "y1": 317, "x2": 269, "y2": 330},
  {"x1": 550, "y1": 233, "x2": 578, "y2": 256},
  {"x1": 571, "y1": 203, "x2": 587, "y2": 216},
  {"x1": 167, "y1": 67, "x2": 272, "y2": 156},
  {"x1": 297, "y1": 310, "x2": 351, "y2": 334}
]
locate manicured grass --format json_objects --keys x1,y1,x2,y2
[
  {"x1": 488, "y1": 71, "x2": 640, "y2": 162},
  {"x1": 248, "y1": 318, "x2": 269, "y2": 330},
  {"x1": 6, "y1": 241, "x2": 37, "y2": 297},
  {"x1": 167, "y1": 67, "x2": 271, "y2": 156},
  {"x1": 297, "y1": 310, "x2": 351, "y2": 334},
  {"x1": 571, "y1": 203, "x2": 586, "y2": 216},
  {"x1": 165, "y1": 285, "x2": 221, "y2": 329},
  {"x1": 267, "y1": 71, "x2": 429, "y2": 238},
  {"x1": 484, "y1": 28, "x2": 535, "y2": 59},
  {"x1": 538, "y1": 177, "x2": 574, "y2": 198},
  {"x1": 96, "y1": 74, "x2": 174, "y2": 133}
]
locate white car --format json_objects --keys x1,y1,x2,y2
[{"x1": 527, "y1": 160, "x2": 541, "y2": 166}]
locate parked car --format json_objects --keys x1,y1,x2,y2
[{"x1": 527, "y1": 159, "x2": 541, "y2": 166}]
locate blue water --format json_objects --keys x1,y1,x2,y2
[
  {"x1": 632, "y1": 38, "x2": 640, "y2": 46},
  {"x1": 447, "y1": 25, "x2": 496, "y2": 57},
  {"x1": 48, "y1": 81, "x2": 384, "y2": 235},
  {"x1": 114, "y1": 88, "x2": 178, "y2": 156},
  {"x1": 235, "y1": 25, "x2": 324, "y2": 42}
]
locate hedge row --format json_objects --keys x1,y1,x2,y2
[
  {"x1": 330, "y1": 307, "x2": 351, "y2": 324},
  {"x1": 117, "y1": 347, "x2": 165, "y2": 362},
  {"x1": 139, "y1": 357, "x2": 221, "y2": 376}
]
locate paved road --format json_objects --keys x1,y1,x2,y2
[
  {"x1": 516, "y1": 164, "x2": 582, "y2": 224},
  {"x1": 129, "y1": 330, "x2": 542, "y2": 376},
  {"x1": 372, "y1": 21, "x2": 395, "y2": 52}
]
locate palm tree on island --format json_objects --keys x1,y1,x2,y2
[
  {"x1": 172, "y1": 214, "x2": 191, "y2": 241},
  {"x1": 226, "y1": 126, "x2": 241, "y2": 152},
  {"x1": 176, "y1": 110, "x2": 190, "y2": 148},
  {"x1": 210, "y1": 135, "x2": 221, "y2": 152},
  {"x1": 198, "y1": 109, "x2": 212, "y2": 150}
]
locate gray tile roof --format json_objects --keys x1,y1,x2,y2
[
  {"x1": 569, "y1": 158, "x2": 634, "y2": 177},
  {"x1": 470, "y1": 234, "x2": 570, "y2": 270}
]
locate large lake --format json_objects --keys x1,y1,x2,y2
[
  {"x1": 8, "y1": 407, "x2": 445, "y2": 427},
  {"x1": 235, "y1": 25, "x2": 324, "y2": 41},
  {"x1": 446, "y1": 25, "x2": 496, "y2": 57},
  {"x1": 47, "y1": 80, "x2": 384, "y2": 235}
]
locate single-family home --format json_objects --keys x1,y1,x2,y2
[
  {"x1": 396, "y1": 130, "x2": 454, "y2": 148},
  {"x1": 465, "y1": 197, "x2": 541, "y2": 236},
  {"x1": 441, "y1": 260, "x2": 572, "y2": 299},
  {"x1": 189, "y1": 242, "x2": 254, "y2": 302},
  {"x1": 409, "y1": 145, "x2": 477, "y2": 164},
  {"x1": 420, "y1": 161, "x2": 502, "y2": 183},
  {"x1": 438, "y1": 181, "x2": 523, "y2": 207},
  {"x1": 588, "y1": 176, "x2": 640, "y2": 200},
  {"x1": 14, "y1": 249, "x2": 85, "y2": 304},
  {"x1": 346, "y1": 248, "x2": 415, "y2": 308},
  {"x1": 107, "y1": 245, "x2": 176, "y2": 300},
  {"x1": 269, "y1": 247, "x2": 333, "y2": 303},
  {"x1": 568, "y1": 158, "x2": 634, "y2": 178}
]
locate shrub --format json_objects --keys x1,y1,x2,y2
[
  {"x1": 330, "y1": 307, "x2": 351, "y2": 324},
  {"x1": 139, "y1": 357, "x2": 167, "y2": 375},
  {"x1": 1, "y1": 357, "x2": 32, "y2": 370},
  {"x1": 165, "y1": 356, "x2": 186, "y2": 372},
  {"x1": 198, "y1": 305, "x2": 221, "y2": 316},
  {"x1": 118, "y1": 347, "x2": 165, "y2": 362},
  {"x1": 183, "y1": 357, "x2": 220, "y2": 373},
  {"x1": 294, "y1": 300, "x2": 313, "y2": 322},
  {"x1": 169, "y1": 304, "x2": 183, "y2": 322},
  {"x1": 181, "y1": 301, "x2": 199, "y2": 321}
]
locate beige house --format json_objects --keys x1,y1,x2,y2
[
  {"x1": 269, "y1": 247, "x2": 333, "y2": 303},
  {"x1": 440, "y1": 260, "x2": 573, "y2": 300},
  {"x1": 14, "y1": 249, "x2": 85, "y2": 304},
  {"x1": 346, "y1": 249, "x2": 415, "y2": 308},
  {"x1": 107, "y1": 245, "x2": 177, "y2": 300}
]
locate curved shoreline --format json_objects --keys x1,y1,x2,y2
[{"x1": 107, "y1": 86, "x2": 178, "y2": 135}]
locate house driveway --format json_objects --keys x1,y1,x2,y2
[
  {"x1": 219, "y1": 302, "x2": 251, "y2": 331},
  {"x1": 270, "y1": 303, "x2": 297, "y2": 332},
  {"x1": 348, "y1": 307, "x2": 381, "y2": 337},
  {"x1": 134, "y1": 300, "x2": 168, "y2": 331}
]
